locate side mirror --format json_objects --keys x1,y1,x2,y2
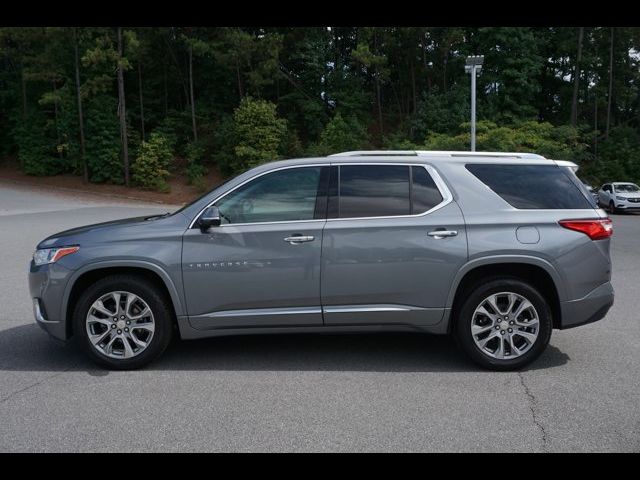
[{"x1": 199, "y1": 206, "x2": 221, "y2": 231}]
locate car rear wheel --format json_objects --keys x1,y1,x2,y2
[
  {"x1": 454, "y1": 278, "x2": 552, "y2": 371},
  {"x1": 73, "y1": 274, "x2": 173, "y2": 370}
]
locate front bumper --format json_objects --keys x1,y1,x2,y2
[
  {"x1": 29, "y1": 261, "x2": 73, "y2": 341},
  {"x1": 559, "y1": 281, "x2": 614, "y2": 329},
  {"x1": 615, "y1": 199, "x2": 640, "y2": 210}
]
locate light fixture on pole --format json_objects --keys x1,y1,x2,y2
[{"x1": 465, "y1": 55, "x2": 484, "y2": 152}]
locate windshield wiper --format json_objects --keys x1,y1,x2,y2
[{"x1": 145, "y1": 212, "x2": 172, "y2": 221}]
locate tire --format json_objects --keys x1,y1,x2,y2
[
  {"x1": 609, "y1": 201, "x2": 618, "y2": 214},
  {"x1": 453, "y1": 278, "x2": 552, "y2": 371},
  {"x1": 73, "y1": 274, "x2": 174, "y2": 370}
]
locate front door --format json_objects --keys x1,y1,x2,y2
[
  {"x1": 182, "y1": 165, "x2": 329, "y2": 330},
  {"x1": 321, "y1": 163, "x2": 468, "y2": 327}
]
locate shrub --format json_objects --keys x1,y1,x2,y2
[
  {"x1": 423, "y1": 120, "x2": 588, "y2": 161},
  {"x1": 307, "y1": 113, "x2": 370, "y2": 156},
  {"x1": 184, "y1": 140, "x2": 208, "y2": 187},
  {"x1": 132, "y1": 132, "x2": 173, "y2": 192},
  {"x1": 221, "y1": 97, "x2": 287, "y2": 175}
]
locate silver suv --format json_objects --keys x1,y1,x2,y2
[{"x1": 29, "y1": 151, "x2": 614, "y2": 370}]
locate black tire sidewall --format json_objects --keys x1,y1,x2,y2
[
  {"x1": 454, "y1": 278, "x2": 552, "y2": 371},
  {"x1": 73, "y1": 275, "x2": 173, "y2": 370}
]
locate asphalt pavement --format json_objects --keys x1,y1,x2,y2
[{"x1": 0, "y1": 179, "x2": 638, "y2": 452}]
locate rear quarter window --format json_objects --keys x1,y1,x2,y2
[{"x1": 466, "y1": 164, "x2": 594, "y2": 209}]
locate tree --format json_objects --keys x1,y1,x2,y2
[
  {"x1": 217, "y1": 97, "x2": 286, "y2": 175},
  {"x1": 352, "y1": 27, "x2": 390, "y2": 137},
  {"x1": 116, "y1": 27, "x2": 130, "y2": 186},
  {"x1": 570, "y1": 27, "x2": 584, "y2": 126},
  {"x1": 73, "y1": 28, "x2": 88, "y2": 182},
  {"x1": 606, "y1": 27, "x2": 614, "y2": 139}
]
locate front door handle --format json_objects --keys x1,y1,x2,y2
[
  {"x1": 284, "y1": 235, "x2": 315, "y2": 244},
  {"x1": 427, "y1": 229, "x2": 458, "y2": 239}
]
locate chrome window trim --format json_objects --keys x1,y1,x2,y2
[
  {"x1": 327, "y1": 162, "x2": 453, "y2": 222},
  {"x1": 189, "y1": 162, "x2": 453, "y2": 229},
  {"x1": 188, "y1": 164, "x2": 328, "y2": 229}
]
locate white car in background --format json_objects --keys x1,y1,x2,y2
[{"x1": 598, "y1": 182, "x2": 640, "y2": 213}]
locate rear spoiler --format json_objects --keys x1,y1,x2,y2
[{"x1": 554, "y1": 160, "x2": 579, "y2": 172}]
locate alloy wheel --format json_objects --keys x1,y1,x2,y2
[
  {"x1": 85, "y1": 291, "x2": 155, "y2": 359},
  {"x1": 471, "y1": 291, "x2": 539, "y2": 360}
]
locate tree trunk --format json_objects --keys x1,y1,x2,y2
[
  {"x1": 606, "y1": 27, "x2": 614, "y2": 140},
  {"x1": 117, "y1": 27, "x2": 130, "y2": 187},
  {"x1": 411, "y1": 60, "x2": 417, "y2": 114},
  {"x1": 138, "y1": 62, "x2": 145, "y2": 142},
  {"x1": 594, "y1": 94, "x2": 598, "y2": 161},
  {"x1": 235, "y1": 55, "x2": 243, "y2": 99},
  {"x1": 52, "y1": 80, "x2": 62, "y2": 160},
  {"x1": 21, "y1": 67, "x2": 27, "y2": 119},
  {"x1": 188, "y1": 44, "x2": 197, "y2": 142},
  {"x1": 73, "y1": 28, "x2": 88, "y2": 183},
  {"x1": 163, "y1": 63, "x2": 168, "y2": 117},
  {"x1": 374, "y1": 31, "x2": 383, "y2": 138},
  {"x1": 570, "y1": 27, "x2": 584, "y2": 126}
]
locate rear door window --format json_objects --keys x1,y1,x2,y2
[
  {"x1": 466, "y1": 164, "x2": 594, "y2": 209},
  {"x1": 338, "y1": 165, "x2": 411, "y2": 218},
  {"x1": 411, "y1": 166, "x2": 444, "y2": 214}
]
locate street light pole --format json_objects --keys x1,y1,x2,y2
[{"x1": 465, "y1": 55, "x2": 484, "y2": 152}]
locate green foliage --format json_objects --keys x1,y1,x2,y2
[
  {"x1": 423, "y1": 120, "x2": 588, "y2": 161},
  {"x1": 154, "y1": 110, "x2": 194, "y2": 156},
  {"x1": 583, "y1": 126, "x2": 640, "y2": 185},
  {"x1": 411, "y1": 85, "x2": 469, "y2": 139},
  {"x1": 217, "y1": 97, "x2": 286, "y2": 175},
  {"x1": 84, "y1": 95, "x2": 122, "y2": 183},
  {"x1": 184, "y1": 140, "x2": 208, "y2": 188},
  {"x1": 307, "y1": 113, "x2": 370, "y2": 156},
  {"x1": 14, "y1": 111, "x2": 64, "y2": 176},
  {"x1": 132, "y1": 132, "x2": 172, "y2": 191},
  {"x1": 2, "y1": 26, "x2": 640, "y2": 192}
]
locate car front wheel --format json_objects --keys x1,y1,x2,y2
[
  {"x1": 454, "y1": 278, "x2": 552, "y2": 371},
  {"x1": 73, "y1": 274, "x2": 174, "y2": 370}
]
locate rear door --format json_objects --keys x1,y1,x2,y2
[{"x1": 320, "y1": 163, "x2": 467, "y2": 327}]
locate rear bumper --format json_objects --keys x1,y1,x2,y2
[{"x1": 559, "y1": 281, "x2": 614, "y2": 329}]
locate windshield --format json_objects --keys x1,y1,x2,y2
[{"x1": 615, "y1": 184, "x2": 640, "y2": 193}]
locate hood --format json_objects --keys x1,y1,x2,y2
[{"x1": 37, "y1": 214, "x2": 169, "y2": 249}]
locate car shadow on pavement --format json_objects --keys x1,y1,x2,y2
[{"x1": 0, "y1": 323, "x2": 570, "y2": 374}]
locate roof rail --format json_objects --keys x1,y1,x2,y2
[
  {"x1": 330, "y1": 150, "x2": 547, "y2": 160},
  {"x1": 329, "y1": 150, "x2": 418, "y2": 157}
]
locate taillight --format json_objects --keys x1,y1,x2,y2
[{"x1": 559, "y1": 218, "x2": 613, "y2": 240}]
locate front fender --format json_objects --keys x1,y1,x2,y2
[{"x1": 61, "y1": 259, "x2": 186, "y2": 322}]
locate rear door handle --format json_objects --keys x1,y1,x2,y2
[
  {"x1": 284, "y1": 235, "x2": 315, "y2": 244},
  {"x1": 427, "y1": 230, "x2": 458, "y2": 239}
]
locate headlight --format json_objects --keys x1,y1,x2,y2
[
  {"x1": 616, "y1": 196, "x2": 628, "y2": 201},
  {"x1": 33, "y1": 246, "x2": 80, "y2": 266}
]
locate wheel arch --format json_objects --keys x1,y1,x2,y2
[
  {"x1": 446, "y1": 256, "x2": 565, "y2": 332},
  {"x1": 63, "y1": 261, "x2": 185, "y2": 339}
]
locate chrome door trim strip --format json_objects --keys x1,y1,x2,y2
[
  {"x1": 193, "y1": 306, "x2": 323, "y2": 319},
  {"x1": 323, "y1": 305, "x2": 425, "y2": 314}
]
